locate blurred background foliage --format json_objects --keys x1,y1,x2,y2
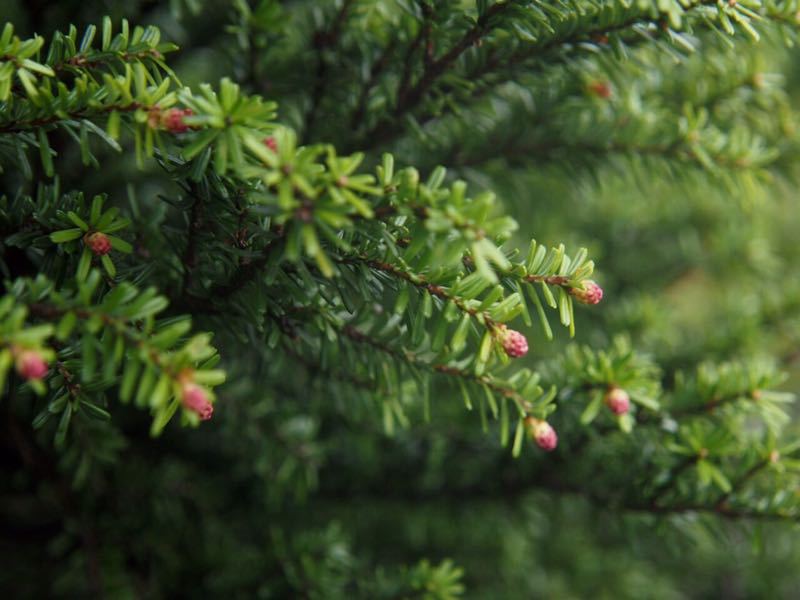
[{"x1": 3, "y1": 0, "x2": 800, "y2": 598}]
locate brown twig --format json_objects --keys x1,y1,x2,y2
[{"x1": 301, "y1": 0, "x2": 356, "y2": 143}]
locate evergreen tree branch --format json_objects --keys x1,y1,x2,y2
[
  {"x1": 0, "y1": 102, "x2": 144, "y2": 134},
  {"x1": 713, "y1": 454, "x2": 775, "y2": 510},
  {"x1": 395, "y1": 2, "x2": 512, "y2": 121},
  {"x1": 281, "y1": 338, "x2": 378, "y2": 394},
  {"x1": 3, "y1": 273, "x2": 225, "y2": 434},
  {"x1": 337, "y1": 321, "x2": 533, "y2": 413},
  {"x1": 318, "y1": 458, "x2": 800, "y2": 523},
  {"x1": 353, "y1": 0, "x2": 770, "y2": 151}
]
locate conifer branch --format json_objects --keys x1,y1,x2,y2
[
  {"x1": 3, "y1": 13, "x2": 800, "y2": 590},
  {"x1": 490, "y1": 140, "x2": 770, "y2": 171},
  {"x1": 281, "y1": 339, "x2": 378, "y2": 394},
  {"x1": 319, "y1": 463, "x2": 800, "y2": 523},
  {"x1": 339, "y1": 255, "x2": 501, "y2": 328},
  {"x1": 355, "y1": 0, "x2": 746, "y2": 150},
  {"x1": 394, "y1": 2, "x2": 512, "y2": 118},
  {"x1": 337, "y1": 322, "x2": 531, "y2": 412},
  {"x1": 0, "y1": 102, "x2": 144, "y2": 134},
  {"x1": 48, "y1": 47, "x2": 166, "y2": 77},
  {"x1": 646, "y1": 455, "x2": 700, "y2": 507},
  {"x1": 713, "y1": 455, "x2": 774, "y2": 510}
]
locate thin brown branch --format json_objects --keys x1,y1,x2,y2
[
  {"x1": 350, "y1": 2, "x2": 511, "y2": 150},
  {"x1": 302, "y1": 0, "x2": 356, "y2": 143},
  {"x1": 317, "y1": 458, "x2": 800, "y2": 523},
  {"x1": 350, "y1": 37, "x2": 398, "y2": 130},
  {"x1": 339, "y1": 255, "x2": 498, "y2": 327},
  {"x1": 180, "y1": 182, "x2": 204, "y2": 297},
  {"x1": 49, "y1": 48, "x2": 164, "y2": 74},
  {"x1": 669, "y1": 389, "x2": 759, "y2": 417},
  {"x1": 646, "y1": 455, "x2": 699, "y2": 507},
  {"x1": 202, "y1": 233, "x2": 285, "y2": 302},
  {"x1": 339, "y1": 322, "x2": 531, "y2": 410},
  {"x1": 0, "y1": 102, "x2": 143, "y2": 134},
  {"x1": 393, "y1": 2, "x2": 511, "y2": 121},
  {"x1": 281, "y1": 338, "x2": 378, "y2": 393},
  {"x1": 714, "y1": 457, "x2": 773, "y2": 510}
]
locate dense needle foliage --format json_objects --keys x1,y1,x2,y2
[{"x1": 2, "y1": 0, "x2": 800, "y2": 597}]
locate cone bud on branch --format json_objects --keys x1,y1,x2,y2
[
  {"x1": 604, "y1": 386, "x2": 630, "y2": 415},
  {"x1": 85, "y1": 232, "x2": 112, "y2": 256},
  {"x1": 569, "y1": 280, "x2": 604, "y2": 305},
  {"x1": 524, "y1": 417, "x2": 558, "y2": 451},
  {"x1": 497, "y1": 325, "x2": 529, "y2": 358},
  {"x1": 181, "y1": 378, "x2": 214, "y2": 421},
  {"x1": 14, "y1": 348, "x2": 49, "y2": 381}
]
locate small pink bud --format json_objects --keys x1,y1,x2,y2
[
  {"x1": 182, "y1": 383, "x2": 213, "y2": 421},
  {"x1": 16, "y1": 350, "x2": 48, "y2": 380},
  {"x1": 588, "y1": 80, "x2": 612, "y2": 99},
  {"x1": 604, "y1": 386, "x2": 630, "y2": 415},
  {"x1": 569, "y1": 280, "x2": 603, "y2": 305},
  {"x1": 263, "y1": 136, "x2": 278, "y2": 152},
  {"x1": 524, "y1": 417, "x2": 558, "y2": 451},
  {"x1": 85, "y1": 232, "x2": 112, "y2": 256},
  {"x1": 498, "y1": 325, "x2": 528, "y2": 358},
  {"x1": 162, "y1": 108, "x2": 193, "y2": 133}
]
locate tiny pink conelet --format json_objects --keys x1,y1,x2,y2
[
  {"x1": 85, "y1": 232, "x2": 112, "y2": 256},
  {"x1": 569, "y1": 280, "x2": 603, "y2": 305},
  {"x1": 16, "y1": 350, "x2": 49, "y2": 380},
  {"x1": 182, "y1": 383, "x2": 214, "y2": 421},
  {"x1": 263, "y1": 136, "x2": 278, "y2": 152},
  {"x1": 162, "y1": 108, "x2": 193, "y2": 133},
  {"x1": 604, "y1": 387, "x2": 630, "y2": 415},
  {"x1": 499, "y1": 326, "x2": 529, "y2": 358},
  {"x1": 524, "y1": 417, "x2": 558, "y2": 451}
]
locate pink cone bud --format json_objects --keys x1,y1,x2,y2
[
  {"x1": 85, "y1": 232, "x2": 112, "y2": 256},
  {"x1": 162, "y1": 108, "x2": 193, "y2": 133},
  {"x1": 524, "y1": 417, "x2": 558, "y2": 451},
  {"x1": 588, "y1": 80, "x2": 612, "y2": 99},
  {"x1": 16, "y1": 350, "x2": 48, "y2": 380},
  {"x1": 604, "y1": 386, "x2": 630, "y2": 415},
  {"x1": 263, "y1": 136, "x2": 278, "y2": 152},
  {"x1": 182, "y1": 383, "x2": 213, "y2": 421},
  {"x1": 569, "y1": 280, "x2": 603, "y2": 305},
  {"x1": 499, "y1": 325, "x2": 528, "y2": 358}
]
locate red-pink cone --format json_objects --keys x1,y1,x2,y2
[
  {"x1": 181, "y1": 383, "x2": 214, "y2": 421},
  {"x1": 85, "y1": 232, "x2": 112, "y2": 256},
  {"x1": 604, "y1": 386, "x2": 630, "y2": 415},
  {"x1": 162, "y1": 108, "x2": 193, "y2": 133},
  {"x1": 263, "y1": 136, "x2": 278, "y2": 152},
  {"x1": 498, "y1": 325, "x2": 529, "y2": 358},
  {"x1": 15, "y1": 349, "x2": 48, "y2": 380},
  {"x1": 588, "y1": 80, "x2": 612, "y2": 99},
  {"x1": 524, "y1": 417, "x2": 558, "y2": 451},
  {"x1": 569, "y1": 280, "x2": 603, "y2": 305}
]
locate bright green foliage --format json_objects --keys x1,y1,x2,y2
[{"x1": 2, "y1": 0, "x2": 800, "y2": 597}]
